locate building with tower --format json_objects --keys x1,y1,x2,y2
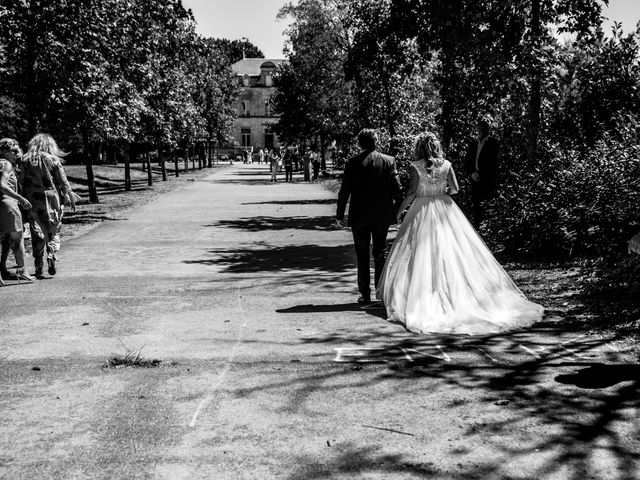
[{"x1": 229, "y1": 57, "x2": 286, "y2": 153}]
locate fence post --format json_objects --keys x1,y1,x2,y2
[
  {"x1": 125, "y1": 142, "x2": 132, "y2": 191},
  {"x1": 160, "y1": 147, "x2": 167, "y2": 181},
  {"x1": 173, "y1": 150, "x2": 179, "y2": 177}
]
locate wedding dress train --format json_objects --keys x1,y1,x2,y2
[{"x1": 377, "y1": 160, "x2": 543, "y2": 334}]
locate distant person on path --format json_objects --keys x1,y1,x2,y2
[
  {"x1": 293, "y1": 149, "x2": 300, "y2": 172},
  {"x1": 270, "y1": 147, "x2": 281, "y2": 182},
  {"x1": 258, "y1": 148, "x2": 265, "y2": 164},
  {"x1": 283, "y1": 149, "x2": 294, "y2": 182},
  {"x1": 19, "y1": 133, "x2": 79, "y2": 279},
  {"x1": 336, "y1": 129, "x2": 402, "y2": 304},
  {"x1": 302, "y1": 151, "x2": 312, "y2": 182},
  {"x1": 464, "y1": 117, "x2": 498, "y2": 229},
  {"x1": 0, "y1": 138, "x2": 32, "y2": 284},
  {"x1": 311, "y1": 149, "x2": 321, "y2": 182}
]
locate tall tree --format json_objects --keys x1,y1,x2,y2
[
  {"x1": 194, "y1": 38, "x2": 238, "y2": 156},
  {"x1": 213, "y1": 38, "x2": 264, "y2": 63},
  {"x1": 273, "y1": 0, "x2": 353, "y2": 152}
]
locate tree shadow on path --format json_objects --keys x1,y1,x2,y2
[
  {"x1": 205, "y1": 215, "x2": 338, "y2": 232},
  {"x1": 184, "y1": 243, "x2": 355, "y2": 275},
  {"x1": 243, "y1": 199, "x2": 336, "y2": 206},
  {"x1": 231, "y1": 323, "x2": 640, "y2": 480},
  {"x1": 277, "y1": 302, "x2": 387, "y2": 320}
]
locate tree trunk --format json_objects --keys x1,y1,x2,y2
[
  {"x1": 527, "y1": 0, "x2": 542, "y2": 166},
  {"x1": 142, "y1": 157, "x2": 146, "y2": 172},
  {"x1": 159, "y1": 147, "x2": 167, "y2": 181},
  {"x1": 207, "y1": 140, "x2": 213, "y2": 167},
  {"x1": 124, "y1": 142, "x2": 132, "y2": 191},
  {"x1": 112, "y1": 147, "x2": 118, "y2": 165},
  {"x1": 377, "y1": 51, "x2": 397, "y2": 152},
  {"x1": 82, "y1": 130, "x2": 99, "y2": 203},
  {"x1": 25, "y1": 26, "x2": 39, "y2": 138},
  {"x1": 173, "y1": 151, "x2": 179, "y2": 177},
  {"x1": 191, "y1": 146, "x2": 195, "y2": 171},
  {"x1": 147, "y1": 153, "x2": 153, "y2": 186},
  {"x1": 439, "y1": 41, "x2": 456, "y2": 152},
  {"x1": 184, "y1": 148, "x2": 189, "y2": 173},
  {"x1": 198, "y1": 142, "x2": 203, "y2": 169}
]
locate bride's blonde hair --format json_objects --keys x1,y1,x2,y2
[{"x1": 414, "y1": 131, "x2": 444, "y2": 168}]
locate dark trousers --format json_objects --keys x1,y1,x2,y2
[
  {"x1": 285, "y1": 167, "x2": 293, "y2": 181},
  {"x1": 471, "y1": 182, "x2": 485, "y2": 230},
  {"x1": 352, "y1": 224, "x2": 390, "y2": 298}
]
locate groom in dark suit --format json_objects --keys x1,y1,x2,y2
[
  {"x1": 464, "y1": 118, "x2": 499, "y2": 229},
  {"x1": 336, "y1": 129, "x2": 403, "y2": 304}
]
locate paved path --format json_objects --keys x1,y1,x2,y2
[{"x1": 1, "y1": 165, "x2": 638, "y2": 480}]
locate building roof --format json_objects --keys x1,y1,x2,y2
[{"x1": 231, "y1": 58, "x2": 286, "y2": 76}]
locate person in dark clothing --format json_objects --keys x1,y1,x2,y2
[
  {"x1": 312, "y1": 151, "x2": 321, "y2": 182},
  {"x1": 464, "y1": 118, "x2": 499, "y2": 230},
  {"x1": 336, "y1": 129, "x2": 403, "y2": 304},
  {"x1": 284, "y1": 150, "x2": 294, "y2": 182}
]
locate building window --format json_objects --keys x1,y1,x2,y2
[
  {"x1": 264, "y1": 125, "x2": 275, "y2": 149},
  {"x1": 241, "y1": 128, "x2": 251, "y2": 147}
]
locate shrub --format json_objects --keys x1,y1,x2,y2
[{"x1": 484, "y1": 115, "x2": 640, "y2": 256}]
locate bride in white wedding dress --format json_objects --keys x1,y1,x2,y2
[{"x1": 377, "y1": 132, "x2": 543, "y2": 334}]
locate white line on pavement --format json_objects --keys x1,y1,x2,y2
[
  {"x1": 519, "y1": 345, "x2": 546, "y2": 358},
  {"x1": 189, "y1": 290, "x2": 249, "y2": 428},
  {"x1": 473, "y1": 346, "x2": 500, "y2": 363}
]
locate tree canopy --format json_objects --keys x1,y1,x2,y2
[
  {"x1": 273, "y1": 0, "x2": 640, "y2": 256},
  {"x1": 0, "y1": 0, "x2": 243, "y2": 153}
]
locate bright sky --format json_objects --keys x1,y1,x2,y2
[
  {"x1": 182, "y1": 0, "x2": 640, "y2": 59},
  {"x1": 182, "y1": 0, "x2": 289, "y2": 58},
  {"x1": 602, "y1": 0, "x2": 640, "y2": 34}
]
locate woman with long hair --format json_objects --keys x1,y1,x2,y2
[
  {"x1": 377, "y1": 131, "x2": 543, "y2": 334},
  {"x1": 20, "y1": 133, "x2": 79, "y2": 278},
  {"x1": 0, "y1": 138, "x2": 32, "y2": 285},
  {"x1": 269, "y1": 147, "x2": 281, "y2": 182}
]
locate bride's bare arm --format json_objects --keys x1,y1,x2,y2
[
  {"x1": 396, "y1": 166, "x2": 419, "y2": 221},
  {"x1": 447, "y1": 165, "x2": 459, "y2": 195}
]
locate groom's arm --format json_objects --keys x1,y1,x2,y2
[
  {"x1": 390, "y1": 158, "x2": 403, "y2": 206},
  {"x1": 336, "y1": 160, "x2": 352, "y2": 223}
]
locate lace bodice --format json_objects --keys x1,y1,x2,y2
[{"x1": 413, "y1": 160, "x2": 450, "y2": 197}]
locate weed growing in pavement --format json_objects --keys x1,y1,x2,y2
[{"x1": 103, "y1": 347, "x2": 162, "y2": 369}]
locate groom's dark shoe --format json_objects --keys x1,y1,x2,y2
[{"x1": 357, "y1": 295, "x2": 372, "y2": 305}]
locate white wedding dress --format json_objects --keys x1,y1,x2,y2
[{"x1": 377, "y1": 160, "x2": 543, "y2": 334}]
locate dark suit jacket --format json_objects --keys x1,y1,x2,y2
[
  {"x1": 464, "y1": 136, "x2": 499, "y2": 199},
  {"x1": 336, "y1": 149, "x2": 402, "y2": 228}
]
